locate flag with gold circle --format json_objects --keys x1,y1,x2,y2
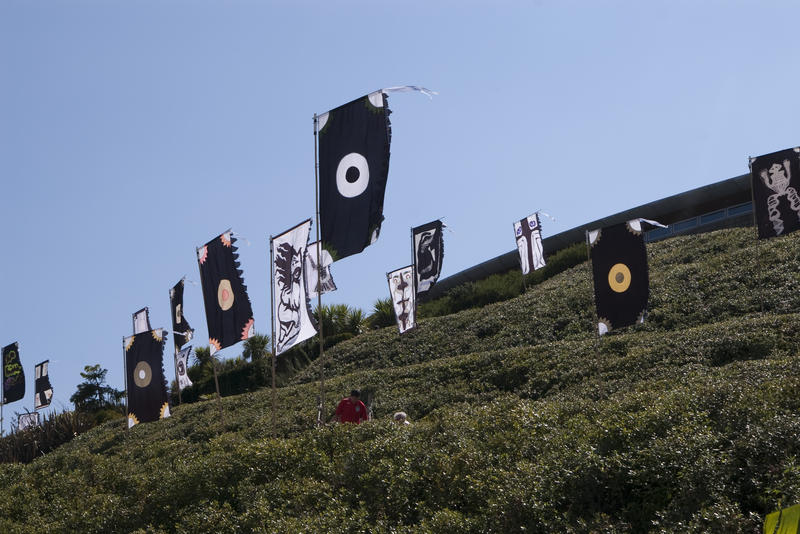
[
  {"x1": 197, "y1": 231, "x2": 255, "y2": 355},
  {"x1": 588, "y1": 219, "x2": 649, "y2": 335},
  {"x1": 124, "y1": 328, "x2": 170, "y2": 427}
]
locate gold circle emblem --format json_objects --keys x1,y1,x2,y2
[
  {"x1": 218, "y1": 279, "x2": 234, "y2": 311},
  {"x1": 608, "y1": 263, "x2": 632, "y2": 293},
  {"x1": 133, "y1": 361, "x2": 152, "y2": 388}
]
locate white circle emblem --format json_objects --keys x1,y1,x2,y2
[{"x1": 336, "y1": 153, "x2": 369, "y2": 198}]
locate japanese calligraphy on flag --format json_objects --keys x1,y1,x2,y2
[
  {"x1": 273, "y1": 219, "x2": 318, "y2": 355},
  {"x1": 514, "y1": 213, "x2": 546, "y2": 275},
  {"x1": 3, "y1": 342, "x2": 24, "y2": 405},
  {"x1": 34, "y1": 360, "x2": 53, "y2": 410}
]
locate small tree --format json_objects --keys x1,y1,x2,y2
[
  {"x1": 242, "y1": 333, "x2": 270, "y2": 361},
  {"x1": 70, "y1": 364, "x2": 124, "y2": 413},
  {"x1": 368, "y1": 297, "x2": 396, "y2": 329}
]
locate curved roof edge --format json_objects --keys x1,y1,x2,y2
[{"x1": 426, "y1": 173, "x2": 751, "y2": 300}]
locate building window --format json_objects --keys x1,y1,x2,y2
[
  {"x1": 727, "y1": 202, "x2": 752, "y2": 216},
  {"x1": 646, "y1": 226, "x2": 672, "y2": 241},
  {"x1": 700, "y1": 210, "x2": 726, "y2": 224},
  {"x1": 673, "y1": 218, "x2": 698, "y2": 232}
]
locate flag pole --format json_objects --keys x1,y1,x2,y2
[
  {"x1": 171, "y1": 286, "x2": 182, "y2": 407},
  {"x1": 269, "y1": 235, "x2": 277, "y2": 437},
  {"x1": 314, "y1": 113, "x2": 327, "y2": 425},
  {"x1": 748, "y1": 157, "x2": 764, "y2": 315},
  {"x1": 585, "y1": 230, "x2": 601, "y2": 351},
  {"x1": 123, "y1": 336, "x2": 129, "y2": 430},
  {"x1": 212, "y1": 356, "x2": 224, "y2": 426},
  {"x1": 410, "y1": 226, "x2": 417, "y2": 296}
]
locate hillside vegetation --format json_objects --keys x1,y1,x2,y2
[{"x1": 2, "y1": 226, "x2": 800, "y2": 533}]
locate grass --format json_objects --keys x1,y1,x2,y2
[{"x1": 0, "y1": 226, "x2": 799, "y2": 532}]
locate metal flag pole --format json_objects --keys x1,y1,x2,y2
[
  {"x1": 748, "y1": 156, "x2": 764, "y2": 314},
  {"x1": 170, "y1": 286, "x2": 182, "y2": 407},
  {"x1": 269, "y1": 235, "x2": 278, "y2": 437},
  {"x1": 212, "y1": 356, "x2": 224, "y2": 426},
  {"x1": 122, "y1": 336, "x2": 129, "y2": 430},
  {"x1": 585, "y1": 230, "x2": 601, "y2": 352},
  {"x1": 410, "y1": 226, "x2": 418, "y2": 297},
  {"x1": 515, "y1": 219, "x2": 528, "y2": 293},
  {"x1": 1, "y1": 378, "x2": 4, "y2": 437},
  {"x1": 313, "y1": 113, "x2": 327, "y2": 425},
  {"x1": 196, "y1": 244, "x2": 225, "y2": 427}
]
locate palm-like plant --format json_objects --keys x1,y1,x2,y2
[
  {"x1": 192, "y1": 346, "x2": 216, "y2": 381},
  {"x1": 368, "y1": 297, "x2": 396, "y2": 329},
  {"x1": 242, "y1": 333, "x2": 271, "y2": 361}
]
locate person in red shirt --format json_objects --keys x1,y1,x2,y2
[{"x1": 331, "y1": 389, "x2": 368, "y2": 424}]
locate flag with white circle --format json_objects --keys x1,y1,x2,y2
[{"x1": 317, "y1": 91, "x2": 392, "y2": 260}]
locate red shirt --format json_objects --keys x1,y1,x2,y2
[{"x1": 335, "y1": 397, "x2": 368, "y2": 424}]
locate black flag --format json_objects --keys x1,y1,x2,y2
[
  {"x1": 125, "y1": 329, "x2": 170, "y2": 427},
  {"x1": 2, "y1": 342, "x2": 24, "y2": 404},
  {"x1": 750, "y1": 147, "x2": 800, "y2": 239},
  {"x1": 318, "y1": 91, "x2": 391, "y2": 260},
  {"x1": 169, "y1": 279, "x2": 194, "y2": 349},
  {"x1": 589, "y1": 220, "x2": 649, "y2": 335},
  {"x1": 34, "y1": 360, "x2": 53, "y2": 410},
  {"x1": 197, "y1": 231, "x2": 254, "y2": 354},
  {"x1": 412, "y1": 220, "x2": 444, "y2": 294}
]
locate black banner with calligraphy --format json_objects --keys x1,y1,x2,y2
[{"x1": 2, "y1": 342, "x2": 25, "y2": 404}]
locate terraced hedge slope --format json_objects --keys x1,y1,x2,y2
[{"x1": 1, "y1": 227, "x2": 799, "y2": 533}]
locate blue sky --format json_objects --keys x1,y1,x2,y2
[{"x1": 1, "y1": 0, "x2": 799, "y2": 433}]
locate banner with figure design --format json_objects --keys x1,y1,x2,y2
[
  {"x1": 412, "y1": 220, "x2": 444, "y2": 294},
  {"x1": 750, "y1": 147, "x2": 800, "y2": 239},
  {"x1": 272, "y1": 219, "x2": 318, "y2": 355},
  {"x1": 387, "y1": 265, "x2": 416, "y2": 334}
]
